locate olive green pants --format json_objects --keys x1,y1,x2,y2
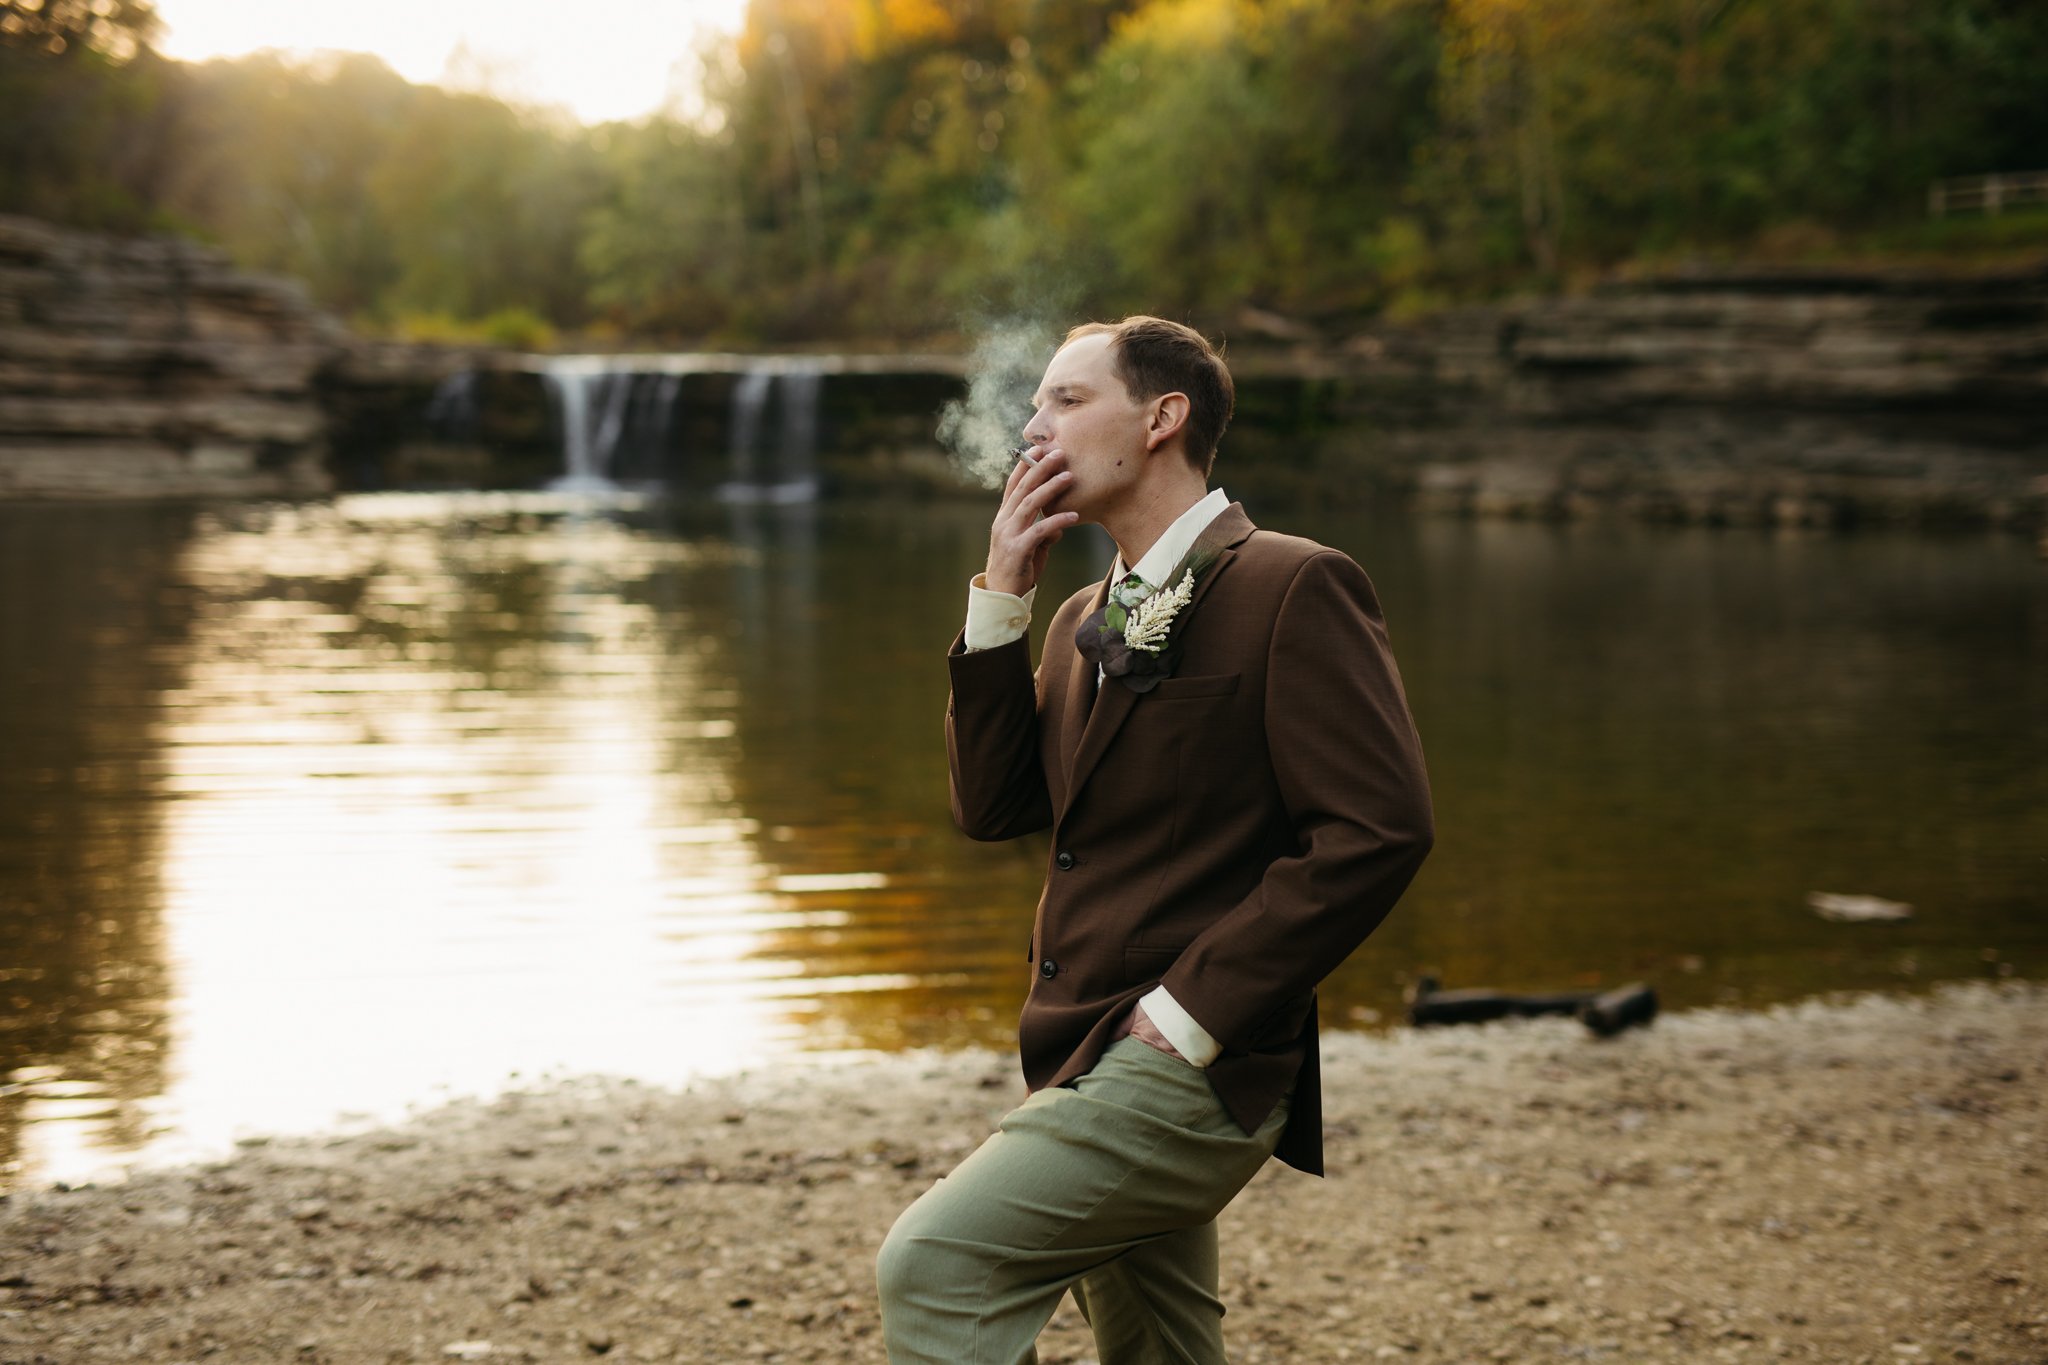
[{"x1": 876, "y1": 1035, "x2": 1291, "y2": 1365}]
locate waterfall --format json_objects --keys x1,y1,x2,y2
[
  {"x1": 424, "y1": 370, "x2": 480, "y2": 443},
  {"x1": 519, "y1": 352, "x2": 965, "y2": 495},
  {"x1": 718, "y1": 361, "x2": 822, "y2": 505},
  {"x1": 541, "y1": 361, "x2": 632, "y2": 491},
  {"x1": 585, "y1": 373, "x2": 635, "y2": 482},
  {"x1": 726, "y1": 369, "x2": 774, "y2": 488},
  {"x1": 641, "y1": 374, "x2": 683, "y2": 479},
  {"x1": 777, "y1": 368, "x2": 821, "y2": 491}
]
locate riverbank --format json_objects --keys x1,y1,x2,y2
[{"x1": 1, "y1": 983, "x2": 2041, "y2": 1365}]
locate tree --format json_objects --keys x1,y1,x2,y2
[{"x1": 0, "y1": 0, "x2": 177, "y2": 230}]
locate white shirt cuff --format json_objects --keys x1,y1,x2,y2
[
  {"x1": 1139, "y1": 985, "x2": 1221, "y2": 1067},
  {"x1": 964, "y1": 574, "x2": 1035, "y2": 652}
]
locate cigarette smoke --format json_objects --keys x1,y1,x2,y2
[{"x1": 936, "y1": 320, "x2": 1058, "y2": 489}]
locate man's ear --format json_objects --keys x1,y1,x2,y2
[{"x1": 1144, "y1": 392, "x2": 1191, "y2": 452}]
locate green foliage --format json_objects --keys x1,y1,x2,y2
[
  {"x1": 159, "y1": 52, "x2": 603, "y2": 326},
  {"x1": 1041, "y1": 0, "x2": 1441, "y2": 317},
  {"x1": 476, "y1": 307, "x2": 558, "y2": 351},
  {"x1": 1881, "y1": 206, "x2": 2048, "y2": 256},
  {"x1": 1409, "y1": 0, "x2": 2048, "y2": 290},
  {"x1": 390, "y1": 306, "x2": 558, "y2": 350},
  {"x1": 2, "y1": 0, "x2": 2044, "y2": 340},
  {"x1": 581, "y1": 118, "x2": 751, "y2": 338},
  {"x1": 0, "y1": 0, "x2": 173, "y2": 231}
]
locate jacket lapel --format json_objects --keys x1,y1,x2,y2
[
  {"x1": 1058, "y1": 504, "x2": 1256, "y2": 823},
  {"x1": 1175, "y1": 503, "x2": 1253, "y2": 627}
]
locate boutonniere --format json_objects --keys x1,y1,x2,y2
[{"x1": 1073, "y1": 544, "x2": 1222, "y2": 693}]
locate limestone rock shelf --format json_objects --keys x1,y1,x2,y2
[
  {"x1": 1225, "y1": 266, "x2": 2048, "y2": 528},
  {"x1": 2, "y1": 211, "x2": 2043, "y2": 529},
  {"x1": 0, "y1": 214, "x2": 345, "y2": 499}
]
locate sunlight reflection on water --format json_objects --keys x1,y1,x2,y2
[
  {"x1": 139, "y1": 499, "x2": 783, "y2": 1171},
  {"x1": 2, "y1": 494, "x2": 2042, "y2": 1190},
  {"x1": 4, "y1": 494, "x2": 1020, "y2": 1186}
]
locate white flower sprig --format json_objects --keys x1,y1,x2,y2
[{"x1": 1121, "y1": 569, "x2": 1195, "y2": 654}]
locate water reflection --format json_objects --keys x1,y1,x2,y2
[
  {"x1": 148, "y1": 496, "x2": 796, "y2": 1167},
  {"x1": 0, "y1": 497, "x2": 2041, "y2": 1189},
  {"x1": 1310, "y1": 514, "x2": 2048, "y2": 1017},
  {"x1": 0, "y1": 495, "x2": 1080, "y2": 1187},
  {"x1": 0, "y1": 505, "x2": 186, "y2": 1187}
]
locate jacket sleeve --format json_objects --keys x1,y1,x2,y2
[
  {"x1": 1160, "y1": 551, "x2": 1434, "y2": 1051},
  {"x1": 946, "y1": 629, "x2": 1055, "y2": 841}
]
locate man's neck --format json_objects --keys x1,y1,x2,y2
[{"x1": 1102, "y1": 472, "x2": 1210, "y2": 570}]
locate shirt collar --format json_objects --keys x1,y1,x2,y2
[{"x1": 1112, "y1": 488, "x2": 1230, "y2": 587}]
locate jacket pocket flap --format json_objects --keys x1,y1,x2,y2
[{"x1": 1146, "y1": 672, "x2": 1240, "y2": 700}]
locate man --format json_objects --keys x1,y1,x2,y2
[{"x1": 877, "y1": 317, "x2": 1433, "y2": 1365}]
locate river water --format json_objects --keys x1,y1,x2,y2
[{"x1": 2, "y1": 494, "x2": 2043, "y2": 1188}]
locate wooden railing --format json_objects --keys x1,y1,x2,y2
[{"x1": 1928, "y1": 171, "x2": 2048, "y2": 217}]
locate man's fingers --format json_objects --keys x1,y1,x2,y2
[
  {"x1": 1018, "y1": 512, "x2": 1077, "y2": 549},
  {"x1": 986, "y1": 448, "x2": 1068, "y2": 595},
  {"x1": 1000, "y1": 447, "x2": 1044, "y2": 500},
  {"x1": 1014, "y1": 471, "x2": 1072, "y2": 519},
  {"x1": 997, "y1": 449, "x2": 1062, "y2": 520},
  {"x1": 989, "y1": 509, "x2": 1072, "y2": 588},
  {"x1": 1006, "y1": 512, "x2": 1073, "y2": 558}
]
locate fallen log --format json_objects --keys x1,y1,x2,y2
[
  {"x1": 1580, "y1": 982, "x2": 1659, "y2": 1036},
  {"x1": 1407, "y1": 977, "x2": 1658, "y2": 1037}
]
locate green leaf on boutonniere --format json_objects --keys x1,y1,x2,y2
[
  {"x1": 1175, "y1": 546, "x2": 1220, "y2": 589},
  {"x1": 1072, "y1": 537, "x2": 1229, "y2": 693}
]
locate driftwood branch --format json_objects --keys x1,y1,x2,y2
[{"x1": 1408, "y1": 977, "x2": 1658, "y2": 1037}]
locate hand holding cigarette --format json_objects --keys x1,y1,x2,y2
[{"x1": 983, "y1": 444, "x2": 1076, "y2": 597}]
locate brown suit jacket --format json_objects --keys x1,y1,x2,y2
[{"x1": 945, "y1": 503, "x2": 1433, "y2": 1175}]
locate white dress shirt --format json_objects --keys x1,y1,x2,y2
[{"x1": 959, "y1": 488, "x2": 1232, "y2": 1066}]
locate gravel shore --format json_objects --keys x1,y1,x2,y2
[{"x1": 3, "y1": 983, "x2": 2042, "y2": 1365}]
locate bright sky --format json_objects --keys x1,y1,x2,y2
[{"x1": 153, "y1": 0, "x2": 750, "y2": 125}]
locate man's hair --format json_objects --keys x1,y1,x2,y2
[{"x1": 1064, "y1": 316, "x2": 1235, "y2": 478}]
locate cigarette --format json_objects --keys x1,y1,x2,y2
[{"x1": 1011, "y1": 443, "x2": 1041, "y2": 466}]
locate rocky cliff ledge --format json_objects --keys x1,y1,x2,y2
[
  {"x1": 1227, "y1": 266, "x2": 2048, "y2": 528},
  {"x1": 0, "y1": 215, "x2": 352, "y2": 498},
  {"x1": 4, "y1": 213, "x2": 2045, "y2": 528}
]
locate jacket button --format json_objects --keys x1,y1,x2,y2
[
  {"x1": 1055, "y1": 851, "x2": 1075, "y2": 870},
  {"x1": 1039, "y1": 959, "x2": 1058, "y2": 979}
]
